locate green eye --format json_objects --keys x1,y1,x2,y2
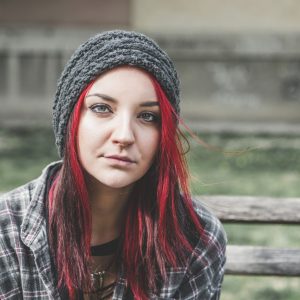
[
  {"x1": 140, "y1": 112, "x2": 159, "y2": 123},
  {"x1": 90, "y1": 104, "x2": 112, "y2": 113}
]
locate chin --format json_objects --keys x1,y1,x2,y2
[
  {"x1": 103, "y1": 181, "x2": 133, "y2": 189},
  {"x1": 95, "y1": 175, "x2": 138, "y2": 190}
]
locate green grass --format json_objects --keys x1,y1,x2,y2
[
  {"x1": 186, "y1": 133, "x2": 300, "y2": 197},
  {"x1": 222, "y1": 276, "x2": 300, "y2": 300},
  {"x1": 0, "y1": 127, "x2": 300, "y2": 299},
  {"x1": 0, "y1": 127, "x2": 58, "y2": 191}
]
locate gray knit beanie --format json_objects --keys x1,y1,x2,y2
[{"x1": 53, "y1": 29, "x2": 180, "y2": 157}]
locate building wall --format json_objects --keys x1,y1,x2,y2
[
  {"x1": 133, "y1": 0, "x2": 300, "y2": 33},
  {"x1": 0, "y1": 0, "x2": 130, "y2": 26},
  {"x1": 1, "y1": 1, "x2": 300, "y2": 127}
]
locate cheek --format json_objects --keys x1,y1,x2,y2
[
  {"x1": 140, "y1": 129, "x2": 160, "y2": 160},
  {"x1": 79, "y1": 109, "x2": 107, "y2": 135},
  {"x1": 77, "y1": 121, "x2": 90, "y2": 153},
  {"x1": 77, "y1": 116, "x2": 101, "y2": 155}
]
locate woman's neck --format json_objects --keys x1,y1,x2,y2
[{"x1": 86, "y1": 176, "x2": 133, "y2": 245}]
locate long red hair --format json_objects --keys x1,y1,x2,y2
[{"x1": 48, "y1": 73, "x2": 205, "y2": 299}]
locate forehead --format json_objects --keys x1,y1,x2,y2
[{"x1": 87, "y1": 66, "x2": 157, "y2": 99}]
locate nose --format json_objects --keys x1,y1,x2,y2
[{"x1": 111, "y1": 114, "x2": 135, "y2": 147}]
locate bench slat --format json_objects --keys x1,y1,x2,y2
[
  {"x1": 226, "y1": 245, "x2": 300, "y2": 276},
  {"x1": 197, "y1": 196, "x2": 300, "y2": 224}
]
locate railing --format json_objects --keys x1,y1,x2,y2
[{"x1": 198, "y1": 195, "x2": 300, "y2": 276}]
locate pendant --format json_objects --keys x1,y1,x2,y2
[{"x1": 91, "y1": 270, "x2": 106, "y2": 291}]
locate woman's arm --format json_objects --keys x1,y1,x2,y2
[
  {"x1": 174, "y1": 202, "x2": 227, "y2": 300},
  {"x1": 176, "y1": 241, "x2": 226, "y2": 299}
]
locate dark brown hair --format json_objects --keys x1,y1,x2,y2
[{"x1": 48, "y1": 76, "x2": 205, "y2": 299}]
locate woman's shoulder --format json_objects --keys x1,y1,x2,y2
[
  {"x1": 193, "y1": 198, "x2": 226, "y2": 237},
  {"x1": 0, "y1": 180, "x2": 37, "y2": 216},
  {"x1": 0, "y1": 161, "x2": 61, "y2": 232},
  {"x1": 155, "y1": 198, "x2": 227, "y2": 299},
  {"x1": 190, "y1": 197, "x2": 227, "y2": 260},
  {"x1": 0, "y1": 181, "x2": 38, "y2": 254}
]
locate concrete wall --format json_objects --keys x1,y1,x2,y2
[
  {"x1": 0, "y1": 0, "x2": 130, "y2": 26},
  {"x1": 1, "y1": 1, "x2": 300, "y2": 129},
  {"x1": 153, "y1": 33, "x2": 300, "y2": 123},
  {"x1": 133, "y1": 0, "x2": 300, "y2": 33},
  {"x1": 1, "y1": 29, "x2": 300, "y2": 127}
]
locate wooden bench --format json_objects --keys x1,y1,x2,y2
[
  {"x1": 198, "y1": 195, "x2": 300, "y2": 276},
  {"x1": 1, "y1": 192, "x2": 299, "y2": 276}
]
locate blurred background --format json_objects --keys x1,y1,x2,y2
[{"x1": 0, "y1": 0, "x2": 299, "y2": 299}]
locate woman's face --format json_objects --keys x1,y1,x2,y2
[{"x1": 77, "y1": 66, "x2": 160, "y2": 190}]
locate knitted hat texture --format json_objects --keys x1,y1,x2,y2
[{"x1": 53, "y1": 30, "x2": 180, "y2": 157}]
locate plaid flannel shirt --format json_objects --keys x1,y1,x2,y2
[{"x1": 0, "y1": 162, "x2": 227, "y2": 299}]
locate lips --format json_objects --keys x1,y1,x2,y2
[{"x1": 104, "y1": 155, "x2": 135, "y2": 164}]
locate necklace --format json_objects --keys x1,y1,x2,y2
[
  {"x1": 91, "y1": 270, "x2": 106, "y2": 291},
  {"x1": 90, "y1": 257, "x2": 115, "y2": 291},
  {"x1": 88, "y1": 238, "x2": 119, "y2": 298},
  {"x1": 89, "y1": 259, "x2": 116, "y2": 299}
]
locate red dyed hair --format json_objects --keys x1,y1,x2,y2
[
  {"x1": 48, "y1": 83, "x2": 93, "y2": 298},
  {"x1": 48, "y1": 73, "x2": 205, "y2": 299}
]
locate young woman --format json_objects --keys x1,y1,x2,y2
[{"x1": 0, "y1": 30, "x2": 226, "y2": 299}]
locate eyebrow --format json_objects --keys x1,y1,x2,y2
[{"x1": 86, "y1": 93, "x2": 159, "y2": 107}]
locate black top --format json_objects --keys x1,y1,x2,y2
[
  {"x1": 91, "y1": 238, "x2": 119, "y2": 256},
  {"x1": 56, "y1": 239, "x2": 121, "y2": 300}
]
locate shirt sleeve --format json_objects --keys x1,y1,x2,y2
[
  {"x1": 176, "y1": 242, "x2": 226, "y2": 299},
  {"x1": 208, "y1": 250, "x2": 226, "y2": 300},
  {"x1": 174, "y1": 206, "x2": 227, "y2": 300}
]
